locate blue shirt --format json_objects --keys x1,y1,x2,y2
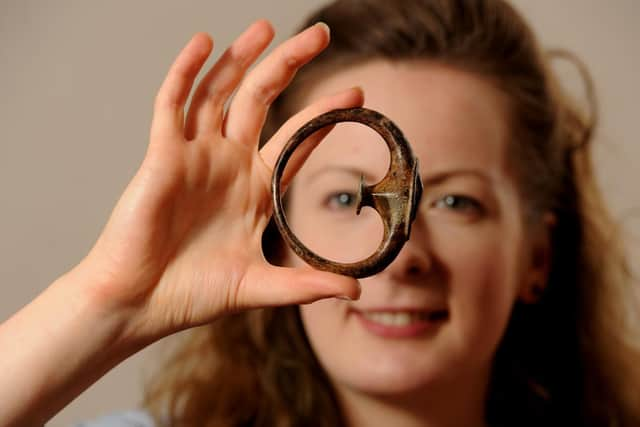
[{"x1": 75, "y1": 410, "x2": 155, "y2": 427}]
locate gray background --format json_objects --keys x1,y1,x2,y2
[{"x1": 0, "y1": 1, "x2": 638, "y2": 425}]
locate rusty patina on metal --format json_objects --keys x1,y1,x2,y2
[{"x1": 271, "y1": 107, "x2": 423, "y2": 278}]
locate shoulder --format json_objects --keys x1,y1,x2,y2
[{"x1": 74, "y1": 410, "x2": 155, "y2": 427}]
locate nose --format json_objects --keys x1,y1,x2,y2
[{"x1": 383, "y1": 215, "x2": 432, "y2": 282}]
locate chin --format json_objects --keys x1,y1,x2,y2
[{"x1": 336, "y1": 358, "x2": 444, "y2": 397}]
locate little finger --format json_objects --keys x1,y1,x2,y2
[{"x1": 150, "y1": 33, "x2": 213, "y2": 143}]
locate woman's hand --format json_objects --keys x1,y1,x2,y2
[
  {"x1": 0, "y1": 21, "x2": 364, "y2": 426},
  {"x1": 79, "y1": 20, "x2": 362, "y2": 342}
]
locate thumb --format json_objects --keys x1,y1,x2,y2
[{"x1": 237, "y1": 263, "x2": 361, "y2": 309}]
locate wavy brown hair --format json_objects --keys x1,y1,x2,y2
[{"x1": 143, "y1": 1, "x2": 640, "y2": 426}]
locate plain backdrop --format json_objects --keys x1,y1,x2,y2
[{"x1": 0, "y1": 1, "x2": 638, "y2": 425}]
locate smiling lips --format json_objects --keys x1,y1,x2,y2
[{"x1": 352, "y1": 308, "x2": 449, "y2": 338}]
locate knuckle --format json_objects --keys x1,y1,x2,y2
[
  {"x1": 154, "y1": 91, "x2": 178, "y2": 112},
  {"x1": 281, "y1": 51, "x2": 300, "y2": 69},
  {"x1": 205, "y1": 50, "x2": 248, "y2": 103},
  {"x1": 153, "y1": 94, "x2": 166, "y2": 111},
  {"x1": 275, "y1": 42, "x2": 302, "y2": 69},
  {"x1": 226, "y1": 45, "x2": 252, "y2": 70},
  {"x1": 219, "y1": 49, "x2": 249, "y2": 82},
  {"x1": 243, "y1": 54, "x2": 298, "y2": 107},
  {"x1": 248, "y1": 79, "x2": 276, "y2": 106},
  {"x1": 204, "y1": 84, "x2": 225, "y2": 104}
]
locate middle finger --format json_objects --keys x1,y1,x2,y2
[
  {"x1": 184, "y1": 20, "x2": 275, "y2": 140},
  {"x1": 222, "y1": 22, "x2": 331, "y2": 146}
]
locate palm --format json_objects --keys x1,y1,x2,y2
[
  {"x1": 82, "y1": 21, "x2": 361, "y2": 339},
  {"x1": 135, "y1": 139, "x2": 272, "y2": 327}
]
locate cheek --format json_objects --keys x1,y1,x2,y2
[{"x1": 434, "y1": 223, "x2": 525, "y2": 364}]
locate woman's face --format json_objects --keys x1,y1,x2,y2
[{"x1": 283, "y1": 60, "x2": 543, "y2": 398}]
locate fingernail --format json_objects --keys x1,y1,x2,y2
[
  {"x1": 349, "y1": 86, "x2": 364, "y2": 97},
  {"x1": 315, "y1": 21, "x2": 330, "y2": 37},
  {"x1": 336, "y1": 295, "x2": 353, "y2": 301}
]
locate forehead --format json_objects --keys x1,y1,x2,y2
[{"x1": 295, "y1": 60, "x2": 511, "y2": 182}]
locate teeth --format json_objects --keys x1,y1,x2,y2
[{"x1": 362, "y1": 311, "x2": 426, "y2": 326}]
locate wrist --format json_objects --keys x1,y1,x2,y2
[
  {"x1": 0, "y1": 265, "x2": 151, "y2": 425},
  {"x1": 60, "y1": 258, "x2": 158, "y2": 352}
]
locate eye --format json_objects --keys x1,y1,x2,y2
[
  {"x1": 433, "y1": 194, "x2": 483, "y2": 214},
  {"x1": 325, "y1": 191, "x2": 357, "y2": 210}
]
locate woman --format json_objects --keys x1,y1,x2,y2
[{"x1": 1, "y1": 0, "x2": 638, "y2": 426}]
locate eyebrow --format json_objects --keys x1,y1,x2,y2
[
  {"x1": 304, "y1": 165, "x2": 491, "y2": 187},
  {"x1": 421, "y1": 169, "x2": 492, "y2": 187},
  {"x1": 304, "y1": 165, "x2": 381, "y2": 184}
]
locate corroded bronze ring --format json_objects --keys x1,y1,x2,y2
[{"x1": 271, "y1": 107, "x2": 423, "y2": 278}]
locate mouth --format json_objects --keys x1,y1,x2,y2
[{"x1": 353, "y1": 308, "x2": 449, "y2": 338}]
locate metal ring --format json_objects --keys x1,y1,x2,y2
[{"x1": 271, "y1": 107, "x2": 423, "y2": 278}]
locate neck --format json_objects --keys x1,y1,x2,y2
[{"x1": 336, "y1": 368, "x2": 491, "y2": 427}]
